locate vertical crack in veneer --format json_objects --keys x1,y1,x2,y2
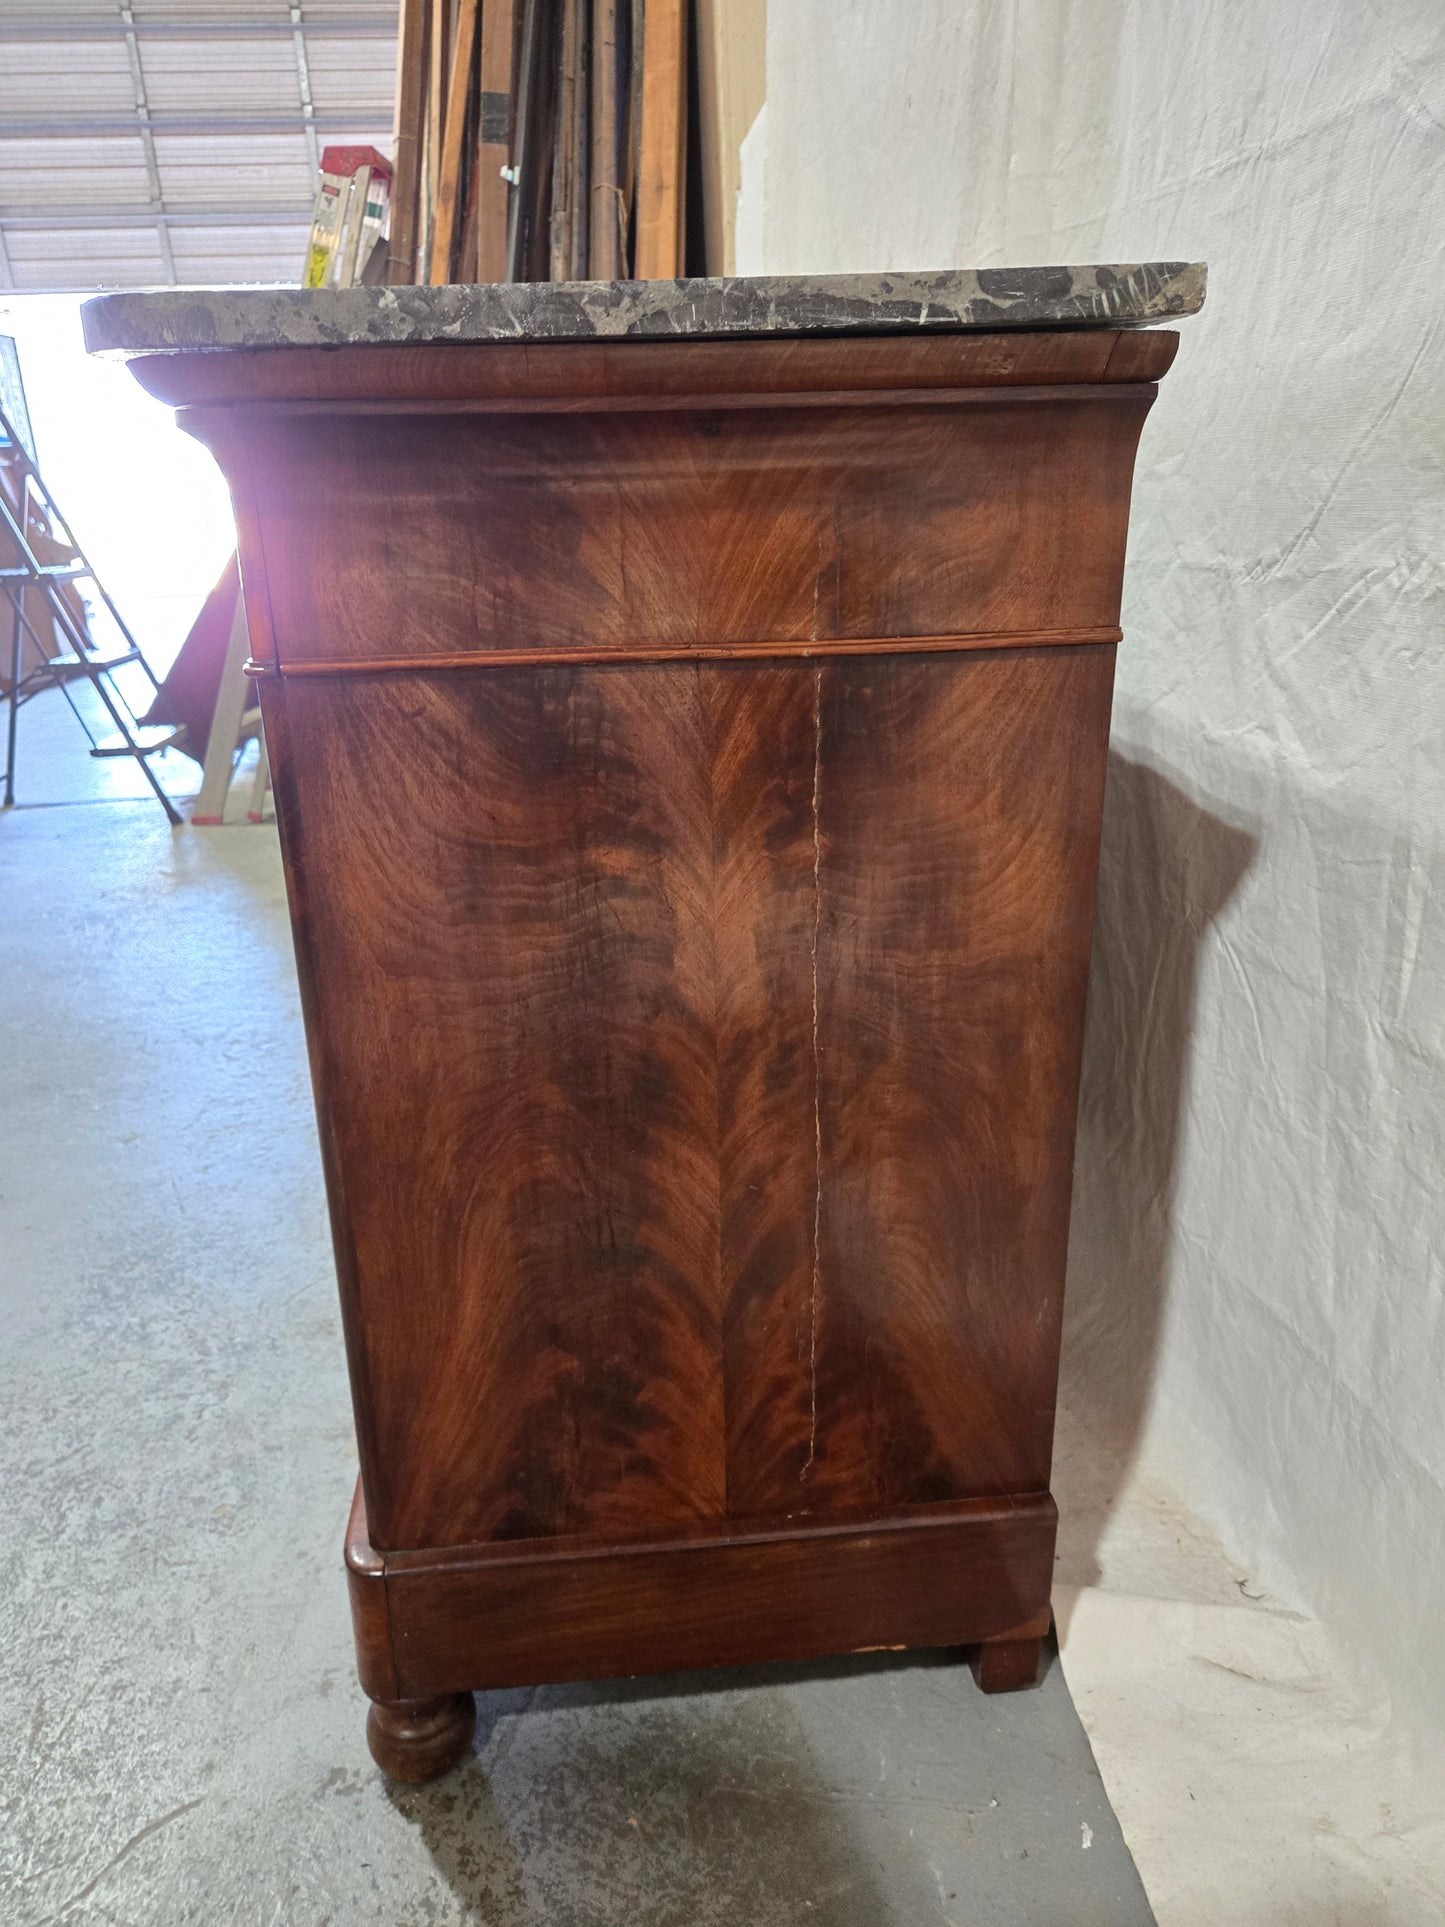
[{"x1": 804, "y1": 663, "x2": 823, "y2": 1477}]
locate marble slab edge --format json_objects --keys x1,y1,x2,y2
[{"x1": 82, "y1": 262, "x2": 1205, "y2": 356}]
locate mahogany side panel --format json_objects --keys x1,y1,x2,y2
[
  {"x1": 710, "y1": 665, "x2": 820, "y2": 1512},
  {"x1": 720, "y1": 648, "x2": 1116, "y2": 1520},
  {"x1": 269, "y1": 667, "x2": 728, "y2": 1551},
  {"x1": 814, "y1": 648, "x2": 1115, "y2": 1506},
  {"x1": 269, "y1": 646, "x2": 1113, "y2": 1554}
]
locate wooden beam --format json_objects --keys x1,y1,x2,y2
[
  {"x1": 513, "y1": 0, "x2": 558, "y2": 281},
  {"x1": 428, "y1": 0, "x2": 481, "y2": 282},
  {"x1": 548, "y1": 0, "x2": 585, "y2": 280},
  {"x1": 420, "y1": 0, "x2": 449, "y2": 277},
  {"x1": 622, "y1": 0, "x2": 643, "y2": 270},
  {"x1": 567, "y1": 0, "x2": 589, "y2": 275},
  {"x1": 588, "y1": 0, "x2": 621, "y2": 277},
  {"x1": 386, "y1": 0, "x2": 428, "y2": 283},
  {"x1": 475, "y1": 0, "x2": 517, "y2": 280},
  {"x1": 634, "y1": 0, "x2": 685, "y2": 279}
]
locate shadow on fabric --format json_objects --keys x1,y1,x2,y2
[{"x1": 1053, "y1": 748, "x2": 1259, "y2": 1622}]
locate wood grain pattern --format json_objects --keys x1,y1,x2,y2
[
  {"x1": 422, "y1": 0, "x2": 448, "y2": 274},
  {"x1": 634, "y1": 0, "x2": 686, "y2": 276},
  {"x1": 709, "y1": 665, "x2": 819, "y2": 1512},
  {"x1": 548, "y1": 0, "x2": 588, "y2": 279},
  {"x1": 588, "y1": 0, "x2": 624, "y2": 277},
  {"x1": 262, "y1": 642, "x2": 1111, "y2": 1551},
  {"x1": 266, "y1": 664, "x2": 728, "y2": 1549},
  {"x1": 214, "y1": 393, "x2": 1151, "y2": 666},
  {"x1": 722, "y1": 649, "x2": 1115, "y2": 1520},
  {"x1": 387, "y1": 0, "x2": 430, "y2": 284},
  {"x1": 167, "y1": 323, "x2": 1185, "y2": 1748},
  {"x1": 428, "y1": 0, "x2": 481, "y2": 281},
  {"x1": 475, "y1": 0, "x2": 518, "y2": 280}
]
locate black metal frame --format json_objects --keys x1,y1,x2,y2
[{"x1": 1, "y1": 401, "x2": 182, "y2": 824}]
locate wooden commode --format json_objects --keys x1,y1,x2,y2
[{"x1": 85, "y1": 264, "x2": 1204, "y2": 1782}]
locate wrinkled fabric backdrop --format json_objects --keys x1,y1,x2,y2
[{"x1": 738, "y1": 0, "x2": 1445, "y2": 1729}]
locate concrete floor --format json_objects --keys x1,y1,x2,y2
[{"x1": 1, "y1": 691, "x2": 1154, "y2": 1926}]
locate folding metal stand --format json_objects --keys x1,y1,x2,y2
[{"x1": 1, "y1": 401, "x2": 183, "y2": 824}]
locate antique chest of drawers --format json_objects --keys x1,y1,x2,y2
[{"x1": 86, "y1": 263, "x2": 1202, "y2": 1780}]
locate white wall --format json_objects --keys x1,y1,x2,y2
[{"x1": 741, "y1": 0, "x2": 1445, "y2": 1727}]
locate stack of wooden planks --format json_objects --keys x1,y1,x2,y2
[{"x1": 387, "y1": 0, "x2": 691, "y2": 286}]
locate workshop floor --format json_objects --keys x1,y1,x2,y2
[
  {"x1": 0, "y1": 693, "x2": 1151, "y2": 1926},
  {"x1": 3, "y1": 689, "x2": 1442, "y2": 1924}
]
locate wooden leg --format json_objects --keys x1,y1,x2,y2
[
  {"x1": 971, "y1": 1607, "x2": 1051, "y2": 1693},
  {"x1": 365, "y1": 1691, "x2": 476, "y2": 1783},
  {"x1": 972, "y1": 1634, "x2": 1044, "y2": 1692}
]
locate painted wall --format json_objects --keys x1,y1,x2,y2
[{"x1": 739, "y1": 0, "x2": 1445, "y2": 1726}]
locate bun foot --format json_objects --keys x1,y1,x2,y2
[
  {"x1": 972, "y1": 1632, "x2": 1045, "y2": 1693},
  {"x1": 365, "y1": 1691, "x2": 476, "y2": 1783}
]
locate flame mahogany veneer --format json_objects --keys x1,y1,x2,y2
[{"x1": 143, "y1": 324, "x2": 1179, "y2": 1780}]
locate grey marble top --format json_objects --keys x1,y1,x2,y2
[{"x1": 82, "y1": 263, "x2": 1204, "y2": 356}]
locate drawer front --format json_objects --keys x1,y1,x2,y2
[{"x1": 233, "y1": 393, "x2": 1148, "y2": 668}]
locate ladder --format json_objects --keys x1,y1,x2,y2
[{"x1": 1, "y1": 401, "x2": 184, "y2": 825}]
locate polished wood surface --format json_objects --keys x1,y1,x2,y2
[
  {"x1": 364, "y1": 1692, "x2": 476, "y2": 1783},
  {"x1": 269, "y1": 643, "x2": 1111, "y2": 1552},
  {"x1": 132, "y1": 317, "x2": 1177, "y2": 412},
  {"x1": 174, "y1": 327, "x2": 1178, "y2": 1779},
  {"x1": 633, "y1": 0, "x2": 686, "y2": 278},
  {"x1": 206, "y1": 389, "x2": 1152, "y2": 669},
  {"x1": 347, "y1": 1481, "x2": 1056, "y2": 1699},
  {"x1": 971, "y1": 1609, "x2": 1054, "y2": 1694}
]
